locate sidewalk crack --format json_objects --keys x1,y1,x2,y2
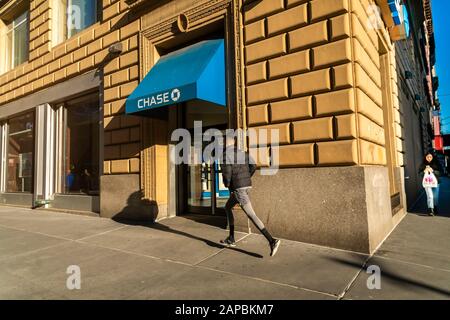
[
  {"x1": 75, "y1": 225, "x2": 129, "y2": 241},
  {"x1": 337, "y1": 255, "x2": 372, "y2": 300}
]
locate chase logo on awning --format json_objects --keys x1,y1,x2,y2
[
  {"x1": 125, "y1": 39, "x2": 226, "y2": 115},
  {"x1": 171, "y1": 89, "x2": 181, "y2": 102},
  {"x1": 138, "y1": 88, "x2": 182, "y2": 109}
]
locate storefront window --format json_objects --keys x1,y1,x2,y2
[
  {"x1": 52, "y1": 0, "x2": 98, "y2": 46},
  {"x1": 63, "y1": 95, "x2": 100, "y2": 195},
  {"x1": 7, "y1": 112, "x2": 34, "y2": 193}
]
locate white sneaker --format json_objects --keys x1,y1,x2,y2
[
  {"x1": 220, "y1": 236, "x2": 236, "y2": 247},
  {"x1": 270, "y1": 239, "x2": 281, "y2": 257}
]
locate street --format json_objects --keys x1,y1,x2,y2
[{"x1": 0, "y1": 183, "x2": 449, "y2": 300}]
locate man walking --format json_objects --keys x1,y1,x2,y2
[{"x1": 220, "y1": 136, "x2": 281, "y2": 257}]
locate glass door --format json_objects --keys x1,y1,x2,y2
[
  {"x1": 215, "y1": 161, "x2": 230, "y2": 210},
  {"x1": 185, "y1": 140, "x2": 230, "y2": 215},
  {"x1": 181, "y1": 100, "x2": 229, "y2": 215},
  {"x1": 6, "y1": 112, "x2": 35, "y2": 193},
  {"x1": 186, "y1": 153, "x2": 213, "y2": 213}
]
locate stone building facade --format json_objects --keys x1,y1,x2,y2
[
  {"x1": 0, "y1": 0, "x2": 431, "y2": 254},
  {"x1": 239, "y1": 0, "x2": 407, "y2": 253},
  {"x1": 394, "y1": 0, "x2": 439, "y2": 210}
]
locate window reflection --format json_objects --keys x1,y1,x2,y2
[
  {"x1": 4, "y1": 10, "x2": 29, "y2": 71},
  {"x1": 7, "y1": 112, "x2": 34, "y2": 193},
  {"x1": 68, "y1": 0, "x2": 97, "y2": 37},
  {"x1": 53, "y1": 0, "x2": 98, "y2": 45},
  {"x1": 64, "y1": 95, "x2": 100, "y2": 195}
]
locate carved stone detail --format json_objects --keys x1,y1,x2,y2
[{"x1": 177, "y1": 14, "x2": 190, "y2": 33}]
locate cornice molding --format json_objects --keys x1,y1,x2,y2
[{"x1": 141, "y1": 0, "x2": 231, "y2": 39}]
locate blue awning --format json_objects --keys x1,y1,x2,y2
[
  {"x1": 388, "y1": 0, "x2": 402, "y2": 25},
  {"x1": 126, "y1": 39, "x2": 225, "y2": 115}
]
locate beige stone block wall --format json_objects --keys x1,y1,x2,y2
[
  {"x1": 350, "y1": 0, "x2": 387, "y2": 165},
  {"x1": 350, "y1": 0, "x2": 404, "y2": 200},
  {"x1": 351, "y1": 0, "x2": 404, "y2": 168},
  {"x1": 243, "y1": 0, "x2": 358, "y2": 168},
  {"x1": 0, "y1": 0, "x2": 407, "y2": 176},
  {"x1": 389, "y1": 49, "x2": 404, "y2": 166},
  {"x1": 242, "y1": 0, "x2": 404, "y2": 169},
  {"x1": 0, "y1": 0, "x2": 141, "y2": 176}
]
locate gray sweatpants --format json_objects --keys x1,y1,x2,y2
[{"x1": 225, "y1": 187, "x2": 265, "y2": 231}]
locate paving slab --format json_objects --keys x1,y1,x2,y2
[
  {"x1": 0, "y1": 204, "x2": 448, "y2": 300},
  {"x1": 0, "y1": 240, "x2": 194, "y2": 300},
  {"x1": 0, "y1": 225, "x2": 68, "y2": 261},
  {"x1": 198, "y1": 234, "x2": 368, "y2": 296},
  {"x1": 375, "y1": 214, "x2": 450, "y2": 271},
  {"x1": 131, "y1": 266, "x2": 334, "y2": 300},
  {"x1": 0, "y1": 236, "x2": 332, "y2": 300},
  {"x1": 344, "y1": 256, "x2": 450, "y2": 300},
  {"x1": 0, "y1": 208, "x2": 124, "y2": 240},
  {"x1": 81, "y1": 219, "x2": 251, "y2": 265},
  {"x1": 160, "y1": 214, "x2": 227, "y2": 230},
  {"x1": 0, "y1": 272, "x2": 64, "y2": 300}
]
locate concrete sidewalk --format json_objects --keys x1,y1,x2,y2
[{"x1": 0, "y1": 205, "x2": 449, "y2": 300}]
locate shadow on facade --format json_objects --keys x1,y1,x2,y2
[
  {"x1": 108, "y1": 0, "x2": 173, "y2": 33},
  {"x1": 111, "y1": 191, "x2": 159, "y2": 221},
  {"x1": 241, "y1": 0, "x2": 263, "y2": 14}
]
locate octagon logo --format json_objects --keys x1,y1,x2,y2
[{"x1": 171, "y1": 89, "x2": 181, "y2": 102}]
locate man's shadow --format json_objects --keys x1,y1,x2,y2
[{"x1": 112, "y1": 191, "x2": 263, "y2": 259}]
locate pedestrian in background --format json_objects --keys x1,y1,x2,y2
[{"x1": 419, "y1": 151, "x2": 442, "y2": 216}]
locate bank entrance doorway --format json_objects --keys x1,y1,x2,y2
[
  {"x1": 181, "y1": 100, "x2": 229, "y2": 216},
  {"x1": 124, "y1": 38, "x2": 230, "y2": 218}
]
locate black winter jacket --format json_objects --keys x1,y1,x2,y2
[
  {"x1": 222, "y1": 146, "x2": 256, "y2": 191},
  {"x1": 419, "y1": 160, "x2": 442, "y2": 184}
]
